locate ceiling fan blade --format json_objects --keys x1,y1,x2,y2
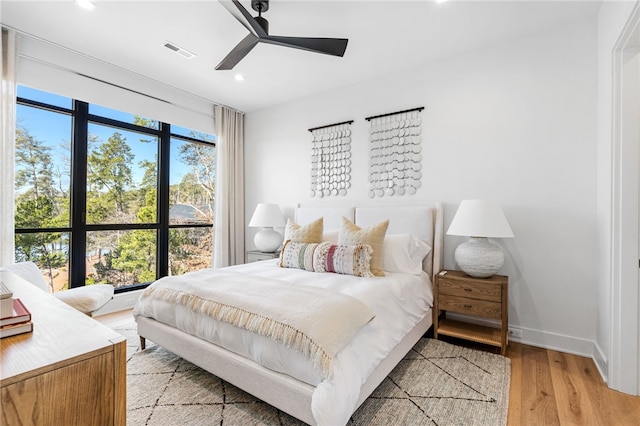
[
  {"x1": 215, "y1": 33, "x2": 260, "y2": 70},
  {"x1": 263, "y1": 35, "x2": 348, "y2": 57},
  {"x1": 219, "y1": 0, "x2": 267, "y2": 38}
]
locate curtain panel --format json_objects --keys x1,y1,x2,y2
[
  {"x1": 1, "y1": 28, "x2": 18, "y2": 267},
  {"x1": 213, "y1": 105, "x2": 245, "y2": 267}
]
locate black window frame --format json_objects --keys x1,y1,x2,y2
[{"x1": 16, "y1": 93, "x2": 215, "y2": 293}]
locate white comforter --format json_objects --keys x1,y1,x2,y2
[{"x1": 134, "y1": 259, "x2": 433, "y2": 425}]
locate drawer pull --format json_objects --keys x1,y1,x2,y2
[
  {"x1": 464, "y1": 304, "x2": 473, "y2": 308},
  {"x1": 464, "y1": 288, "x2": 472, "y2": 292}
]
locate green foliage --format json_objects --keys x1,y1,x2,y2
[
  {"x1": 133, "y1": 115, "x2": 159, "y2": 130},
  {"x1": 111, "y1": 230, "x2": 156, "y2": 283},
  {"x1": 14, "y1": 197, "x2": 67, "y2": 291},
  {"x1": 169, "y1": 227, "x2": 212, "y2": 276},
  {"x1": 87, "y1": 132, "x2": 134, "y2": 217},
  {"x1": 14, "y1": 126, "x2": 68, "y2": 290},
  {"x1": 15, "y1": 125, "x2": 56, "y2": 201},
  {"x1": 92, "y1": 230, "x2": 156, "y2": 284},
  {"x1": 177, "y1": 142, "x2": 216, "y2": 206}
]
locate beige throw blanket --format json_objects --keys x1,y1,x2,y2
[{"x1": 139, "y1": 269, "x2": 375, "y2": 378}]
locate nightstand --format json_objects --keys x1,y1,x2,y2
[
  {"x1": 433, "y1": 270, "x2": 509, "y2": 355},
  {"x1": 246, "y1": 250, "x2": 280, "y2": 263}
]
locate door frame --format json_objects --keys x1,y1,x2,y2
[{"x1": 609, "y1": 2, "x2": 640, "y2": 396}]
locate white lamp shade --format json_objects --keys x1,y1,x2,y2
[
  {"x1": 248, "y1": 203, "x2": 285, "y2": 228},
  {"x1": 446, "y1": 199, "x2": 514, "y2": 238}
]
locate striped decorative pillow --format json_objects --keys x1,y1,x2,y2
[
  {"x1": 279, "y1": 240, "x2": 319, "y2": 271},
  {"x1": 313, "y1": 242, "x2": 374, "y2": 277}
]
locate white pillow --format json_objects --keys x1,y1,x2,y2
[{"x1": 382, "y1": 234, "x2": 431, "y2": 275}]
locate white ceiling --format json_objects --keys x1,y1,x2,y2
[{"x1": 1, "y1": 0, "x2": 601, "y2": 113}]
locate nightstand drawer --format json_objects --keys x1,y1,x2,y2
[
  {"x1": 438, "y1": 294, "x2": 502, "y2": 320},
  {"x1": 439, "y1": 278, "x2": 501, "y2": 302},
  {"x1": 247, "y1": 250, "x2": 280, "y2": 263}
]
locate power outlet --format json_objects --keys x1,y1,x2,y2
[{"x1": 508, "y1": 327, "x2": 522, "y2": 339}]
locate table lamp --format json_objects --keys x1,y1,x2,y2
[
  {"x1": 446, "y1": 199, "x2": 514, "y2": 278},
  {"x1": 248, "y1": 203, "x2": 285, "y2": 252}
]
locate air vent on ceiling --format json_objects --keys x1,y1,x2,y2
[{"x1": 163, "y1": 42, "x2": 196, "y2": 60}]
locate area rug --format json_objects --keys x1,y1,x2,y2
[{"x1": 114, "y1": 321, "x2": 510, "y2": 425}]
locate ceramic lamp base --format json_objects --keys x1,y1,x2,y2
[
  {"x1": 454, "y1": 237, "x2": 504, "y2": 278},
  {"x1": 254, "y1": 228, "x2": 282, "y2": 252}
]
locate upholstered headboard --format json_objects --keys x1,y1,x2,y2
[
  {"x1": 295, "y1": 206, "x2": 354, "y2": 231},
  {"x1": 293, "y1": 202, "x2": 444, "y2": 282}
]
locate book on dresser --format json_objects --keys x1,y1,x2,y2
[
  {"x1": 1, "y1": 280, "x2": 13, "y2": 318},
  {"x1": 1, "y1": 320, "x2": 33, "y2": 338},
  {"x1": 0, "y1": 297, "x2": 33, "y2": 338},
  {"x1": 1, "y1": 298, "x2": 32, "y2": 326}
]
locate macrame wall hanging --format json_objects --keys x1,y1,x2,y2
[
  {"x1": 308, "y1": 120, "x2": 353, "y2": 198},
  {"x1": 365, "y1": 107, "x2": 424, "y2": 198}
]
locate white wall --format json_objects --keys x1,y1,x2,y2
[{"x1": 245, "y1": 18, "x2": 599, "y2": 356}]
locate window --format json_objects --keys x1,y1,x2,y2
[
  {"x1": 169, "y1": 134, "x2": 216, "y2": 276},
  {"x1": 15, "y1": 86, "x2": 216, "y2": 293}
]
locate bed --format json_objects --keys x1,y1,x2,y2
[{"x1": 134, "y1": 203, "x2": 443, "y2": 425}]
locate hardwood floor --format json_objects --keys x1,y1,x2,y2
[
  {"x1": 97, "y1": 310, "x2": 640, "y2": 425},
  {"x1": 507, "y1": 343, "x2": 640, "y2": 425}
]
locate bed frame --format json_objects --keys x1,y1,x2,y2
[{"x1": 137, "y1": 202, "x2": 443, "y2": 425}]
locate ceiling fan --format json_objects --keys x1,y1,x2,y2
[{"x1": 216, "y1": 0, "x2": 349, "y2": 70}]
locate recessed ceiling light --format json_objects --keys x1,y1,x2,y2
[
  {"x1": 234, "y1": 74, "x2": 245, "y2": 82},
  {"x1": 75, "y1": 0, "x2": 96, "y2": 10}
]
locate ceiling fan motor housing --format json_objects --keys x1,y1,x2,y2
[
  {"x1": 251, "y1": 0, "x2": 269, "y2": 33},
  {"x1": 255, "y1": 15, "x2": 269, "y2": 33},
  {"x1": 251, "y1": 0, "x2": 269, "y2": 13}
]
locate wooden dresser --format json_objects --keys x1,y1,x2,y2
[
  {"x1": 0, "y1": 270, "x2": 126, "y2": 425},
  {"x1": 433, "y1": 270, "x2": 509, "y2": 355}
]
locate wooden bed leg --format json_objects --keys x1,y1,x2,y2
[{"x1": 139, "y1": 336, "x2": 146, "y2": 350}]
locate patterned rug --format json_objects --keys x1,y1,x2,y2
[{"x1": 114, "y1": 322, "x2": 510, "y2": 425}]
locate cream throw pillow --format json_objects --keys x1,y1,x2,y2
[
  {"x1": 283, "y1": 217, "x2": 323, "y2": 243},
  {"x1": 339, "y1": 216, "x2": 389, "y2": 277}
]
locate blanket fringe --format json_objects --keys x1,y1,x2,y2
[{"x1": 142, "y1": 286, "x2": 333, "y2": 378}]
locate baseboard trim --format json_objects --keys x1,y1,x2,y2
[
  {"x1": 445, "y1": 313, "x2": 599, "y2": 360},
  {"x1": 593, "y1": 341, "x2": 608, "y2": 384}
]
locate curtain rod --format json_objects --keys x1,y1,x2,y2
[
  {"x1": 365, "y1": 107, "x2": 424, "y2": 122},
  {"x1": 308, "y1": 120, "x2": 354, "y2": 132}
]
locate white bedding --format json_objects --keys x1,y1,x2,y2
[{"x1": 134, "y1": 258, "x2": 433, "y2": 425}]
